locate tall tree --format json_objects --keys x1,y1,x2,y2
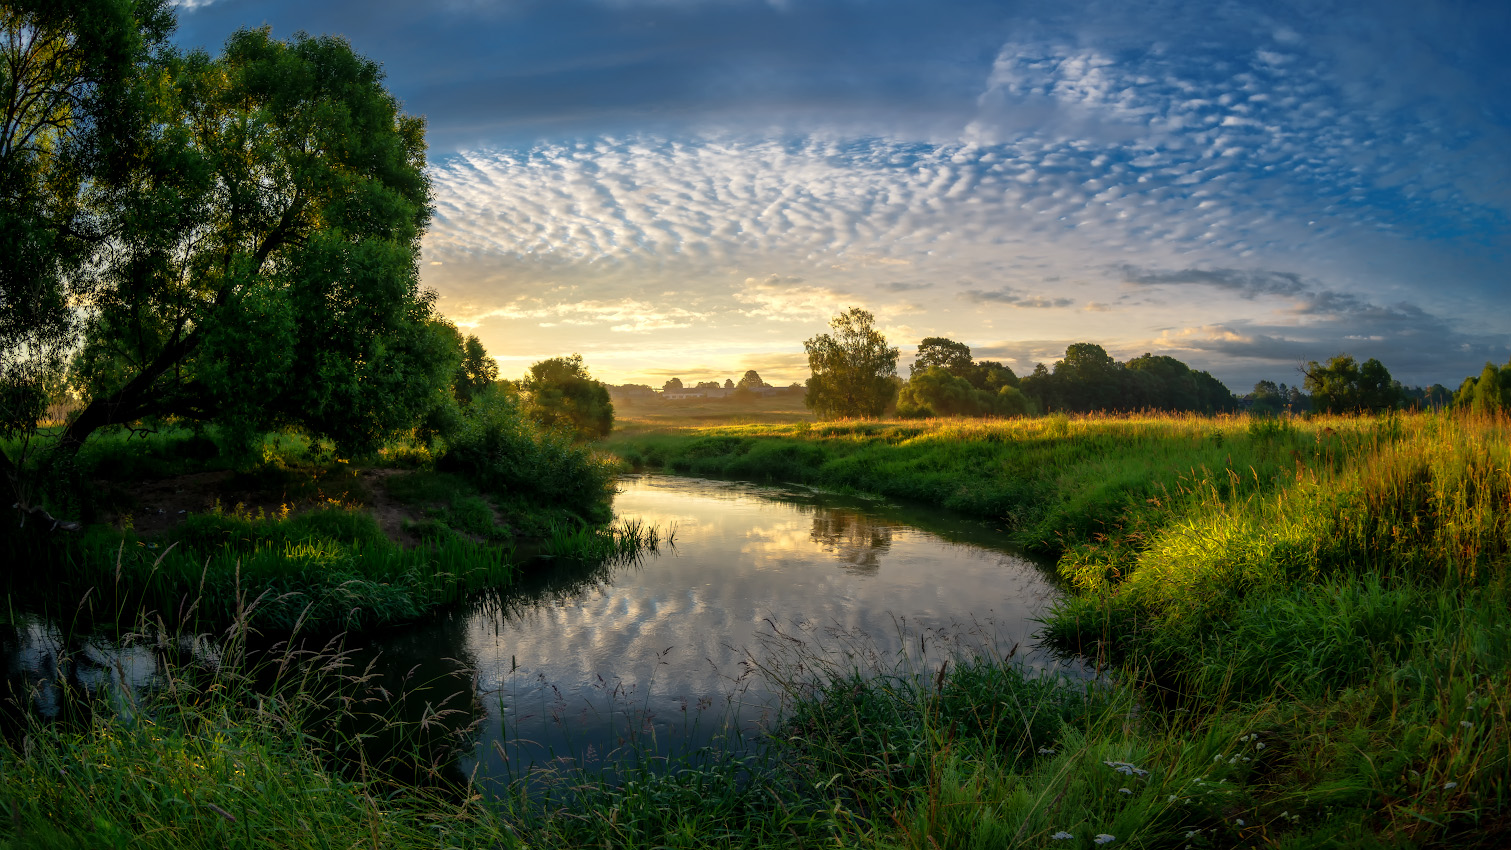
[
  {"x1": 804, "y1": 308, "x2": 899, "y2": 419},
  {"x1": 1454, "y1": 359, "x2": 1511, "y2": 415},
  {"x1": 523, "y1": 354, "x2": 614, "y2": 440},
  {"x1": 455, "y1": 334, "x2": 499, "y2": 405},
  {"x1": 58, "y1": 28, "x2": 444, "y2": 460},
  {"x1": 1302, "y1": 354, "x2": 1402, "y2": 414},
  {"x1": 1, "y1": 0, "x2": 175, "y2": 499},
  {"x1": 737, "y1": 369, "x2": 764, "y2": 390},
  {"x1": 911, "y1": 337, "x2": 974, "y2": 378}
]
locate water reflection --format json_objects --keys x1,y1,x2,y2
[
  {"x1": 809, "y1": 510, "x2": 893, "y2": 574},
  {"x1": 1, "y1": 475, "x2": 1077, "y2": 790}
]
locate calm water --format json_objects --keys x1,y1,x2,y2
[{"x1": 2, "y1": 475, "x2": 1074, "y2": 785}]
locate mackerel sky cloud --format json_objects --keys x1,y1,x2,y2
[{"x1": 174, "y1": 0, "x2": 1510, "y2": 390}]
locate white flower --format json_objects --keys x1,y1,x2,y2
[
  {"x1": 1168, "y1": 794, "x2": 1178, "y2": 802},
  {"x1": 1460, "y1": 720, "x2": 1474, "y2": 728},
  {"x1": 1213, "y1": 754, "x2": 1223, "y2": 762},
  {"x1": 1039, "y1": 747, "x2": 1057, "y2": 755},
  {"x1": 1255, "y1": 742, "x2": 1265, "y2": 750},
  {"x1": 1235, "y1": 818, "x2": 1245, "y2": 826},
  {"x1": 1185, "y1": 830, "x2": 1200, "y2": 838},
  {"x1": 1118, "y1": 787, "x2": 1132, "y2": 795},
  {"x1": 1094, "y1": 835, "x2": 1116, "y2": 845},
  {"x1": 1104, "y1": 760, "x2": 1148, "y2": 777},
  {"x1": 1444, "y1": 782, "x2": 1458, "y2": 789},
  {"x1": 1051, "y1": 832, "x2": 1074, "y2": 840}
]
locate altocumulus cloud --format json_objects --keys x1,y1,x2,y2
[{"x1": 396, "y1": 0, "x2": 1511, "y2": 386}]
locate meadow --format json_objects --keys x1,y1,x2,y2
[
  {"x1": 3, "y1": 410, "x2": 1508, "y2": 848},
  {"x1": 608, "y1": 410, "x2": 1511, "y2": 846}
]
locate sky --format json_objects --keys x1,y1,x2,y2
[{"x1": 172, "y1": 0, "x2": 1511, "y2": 392}]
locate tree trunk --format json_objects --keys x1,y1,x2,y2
[{"x1": 55, "y1": 329, "x2": 202, "y2": 459}]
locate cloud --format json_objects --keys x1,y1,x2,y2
[
  {"x1": 161, "y1": 0, "x2": 1489, "y2": 387},
  {"x1": 1115, "y1": 266, "x2": 1309, "y2": 299},
  {"x1": 456, "y1": 297, "x2": 706, "y2": 333},
  {"x1": 733, "y1": 275, "x2": 849, "y2": 322},
  {"x1": 960, "y1": 288, "x2": 1074, "y2": 308}
]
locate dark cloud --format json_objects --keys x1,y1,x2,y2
[
  {"x1": 961, "y1": 288, "x2": 1074, "y2": 308},
  {"x1": 1115, "y1": 265, "x2": 1309, "y2": 299}
]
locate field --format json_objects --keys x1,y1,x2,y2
[
  {"x1": 5, "y1": 410, "x2": 1509, "y2": 848},
  {"x1": 610, "y1": 392, "x2": 814, "y2": 434}
]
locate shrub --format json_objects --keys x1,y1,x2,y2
[{"x1": 438, "y1": 388, "x2": 615, "y2": 522}]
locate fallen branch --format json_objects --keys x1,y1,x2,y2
[{"x1": 12, "y1": 502, "x2": 82, "y2": 533}]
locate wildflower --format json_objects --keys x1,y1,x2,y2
[
  {"x1": 1039, "y1": 747, "x2": 1057, "y2": 755},
  {"x1": 1094, "y1": 834, "x2": 1116, "y2": 845},
  {"x1": 1235, "y1": 818, "x2": 1245, "y2": 826},
  {"x1": 1185, "y1": 830, "x2": 1200, "y2": 838},
  {"x1": 1214, "y1": 754, "x2": 1223, "y2": 762},
  {"x1": 1444, "y1": 782, "x2": 1458, "y2": 789},
  {"x1": 1104, "y1": 760, "x2": 1149, "y2": 777},
  {"x1": 1460, "y1": 720, "x2": 1474, "y2": 729},
  {"x1": 1168, "y1": 794, "x2": 1178, "y2": 802},
  {"x1": 1119, "y1": 787, "x2": 1132, "y2": 795},
  {"x1": 1255, "y1": 742, "x2": 1265, "y2": 749},
  {"x1": 1051, "y1": 832, "x2": 1074, "y2": 841}
]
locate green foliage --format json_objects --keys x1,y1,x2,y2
[
  {"x1": 0, "y1": 0, "x2": 177, "y2": 498},
  {"x1": 438, "y1": 387, "x2": 616, "y2": 522},
  {"x1": 1015, "y1": 345, "x2": 1237, "y2": 414},
  {"x1": 456, "y1": 333, "x2": 500, "y2": 405},
  {"x1": 48, "y1": 24, "x2": 444, "y2": 467},
  {"x1": 1453, "y1": 357, "x2": 1511, "y2": 415},
  {"x1": 8, "y1": 506, "x2": 517, "y2": 633},
  {"x1": 522, "y1": 354, "x2": 615, "y2": 440},
  {"x1": 910, "y1": 336, "x2": 974, "y2": 377},
  {"x1": 896, "y1": 366, "x2": 1031, "y2": 418},
  {"x1": 1302, "y1": 353, "x2": 1404, "y2": 414},
  {"x1": 803, "y1": 307, "x2": 899, "y2": 419}
]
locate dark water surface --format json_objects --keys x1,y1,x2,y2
[{"x1": 2, "y1": 475, "x2": 1074, "y2": 785}]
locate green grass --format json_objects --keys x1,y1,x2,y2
[
  {"x1": 18, "y1": 505, "x2": 518, "y2": 634},
  {"x1": 608, "y1": 410, "x2": 1511, "y2": 845},
  {"x1": 5, "y1": 411, "x2": 1508, "y2": 847}
]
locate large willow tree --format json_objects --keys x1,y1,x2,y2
[
  {"x1": 1, "y1": 0, "x2": 175, "y2": 503},
  {"x1": 60, "y1": 27, "x2": 449, "y2": 459},
  {"x1": 2, "y1": 4, "x2": 456, "y2": 516}
]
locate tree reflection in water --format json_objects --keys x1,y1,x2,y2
[{"x1": 808, "y1": 510, "x2": 893, "y2": 574}]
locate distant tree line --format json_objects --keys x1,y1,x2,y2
[
  {"x1": 798, "y1": 309, "x2": 1242, "y2": 420},
  {"x1": 799, "y1": 308, "x2": 1505, "y2": 422},
  {"x1": 1454, "y1": 357, "x2": 1511, "y2": 415}
]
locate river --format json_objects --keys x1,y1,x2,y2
[{"x1": 1, "y1": 474, "x2": 1075, "y2": 787}]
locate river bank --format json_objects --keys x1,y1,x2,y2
[
  {"x1": 609, "y1": 411, "x2": 1511, "y2": 845},
  {"x1": 1, "y1": 424, "x2": 640, "y2": 636},
  {"x1": 4, "y1": 412, "x2": 1507, "y2": 847}
]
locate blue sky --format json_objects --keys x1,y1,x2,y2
[{"x1": 173, "y1": 0, "x2": 1510, "y2": 391}]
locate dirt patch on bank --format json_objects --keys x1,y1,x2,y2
[{"x1": 97, "y1": 466, "x2": 429, "y2": 546}]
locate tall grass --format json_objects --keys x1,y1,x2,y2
[
  {"x1": 7, "y1": 506, "x2": 518, "y2": 635},
  {"x1": 612, "y1": 410, "x2": 1511, "y2": 844}
]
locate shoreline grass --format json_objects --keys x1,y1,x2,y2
[
  {"x1": 3, "y1": 411, "x2": 1507, "y2": 847},
  {"x1": 606, "y1": 410, "x2": 1511, "y2": 845}
]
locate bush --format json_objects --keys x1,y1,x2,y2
[{"x1": 438, "y1": 388, "x2": 615, "y2": 522}]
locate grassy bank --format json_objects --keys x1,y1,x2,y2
[
  {"x1": 607, "y1": 411, "x2": 1511, "y2": 845},
  {"x1": 2, "y1": 416, "x2": 637, "y2": 636},
  {"x1": 5, "y1": 412, "x2": 1507, "y2": 848}
]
